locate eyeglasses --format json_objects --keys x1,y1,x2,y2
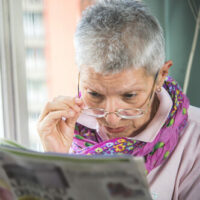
[{"x1": 77, "y1": 71, "x2": 159, "y2": 119}]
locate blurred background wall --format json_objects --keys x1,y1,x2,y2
[{"x1": 144, "y1": 0, "x2": 200, "y2": 107}]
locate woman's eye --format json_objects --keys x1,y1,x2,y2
[
  {"x1": 123, "y1": 93, "x2": 137, "y2": 99},
  {"x1": 88, "y1": 91, "x2": 102, "y2": 98}
]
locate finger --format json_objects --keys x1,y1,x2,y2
[
  {"x1": 64, "y1": 111, "x2": 80, "y2": 130},
  {"x1": 39, "y1": 98, "x2": 82, "y2": 122},
  {"x1": 74, "y1": 97, "x2": 85, "y2": 108},
  {"x1": 53, "y1": 96, "x2": 83, "y2": 112},
  {"x1": 74, "y1": 97, "x2": 84, "y2": 105},
  {"x1": 49, "y1": 97, "x2": 84, "y2": 115},
  {"x1": 38, "y1": 109, "x2": 77, "y2": 135},
  {"x1": 53, "y1": 96, "x2": 81, "y2": 108}
]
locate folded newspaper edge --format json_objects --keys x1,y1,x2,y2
[{"x1": 0, "y1": 138, "x2": 152, "y2": 200}]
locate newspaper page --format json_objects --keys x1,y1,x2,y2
[{"x1": 0, "y1": 140, "x2": 152, "y2": 200}]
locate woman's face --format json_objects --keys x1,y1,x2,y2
[{"x1": 80, "y1": 67, "x2": 158, "y2": 139}]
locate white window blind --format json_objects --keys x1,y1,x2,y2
[{"x1": 0, "y1": 0, "x2": 29, "y2": 146}]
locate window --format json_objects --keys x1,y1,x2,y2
[
  {"x1": 0, "y1": 0, "x2": 94, "y2": 150},
  {"x1": 0, "y1": 74, "x2": 4, "y2": 138},
  {"x1": 22, "y1": 0, "x2": 46, "y2": 150},
  {"x1": 22, "y1": 0, "x2": 81, "y2": 150}
]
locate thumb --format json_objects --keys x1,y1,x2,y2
[
  {"x1": 59, "y1": 113, "x2": 80, "y2": 146},
  {"x1": 64, "y1": 112, "x2": 80, "y2": 130}
]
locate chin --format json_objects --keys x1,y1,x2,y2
[
  {"x1": 107, "y1": 133, "x2": 125, "y2": 139},
  {"x1": 103, "y1": 126, "x2": 134, "y2": 138}
]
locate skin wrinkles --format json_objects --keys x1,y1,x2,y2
[
  {"x1": 79, "y1": 67, "x2": 160, "y2": 139},
  {"x1": 80, "y1": 69, "x2": 151, "y2": 96}
]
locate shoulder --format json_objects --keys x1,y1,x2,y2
[
  {"x1": 177, "y1": 104, "x2": 200, "y2": 199},
  {"x1": 175, "y1": 105, "x2": 200, "y2": 199},
  {"x1": 185, "y1": 105, "x2": 200, "y2": 137},
  {"x1": 180, "y1": 105, "x2": 200, "y2": 144},
  {"x1": 176, "y1": 105, "x2": 200, "y2": 175},
  {"x1": 188, "y1": 105, "x2": 200, "y2": 124}
]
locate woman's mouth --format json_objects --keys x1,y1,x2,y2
[{"x1": 105, "y1": 126, "x2": 127, "y2": 133}]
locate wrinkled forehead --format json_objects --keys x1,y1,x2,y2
[{"x1": 79, "y1": 67, "x2": 153, "y2": 93}]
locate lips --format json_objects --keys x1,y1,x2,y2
[{"x1": 105, "y1": 126, "x2": 127, "y2": 133}]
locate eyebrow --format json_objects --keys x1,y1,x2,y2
[{"x1": 86, "y1": 85, "x2": 145, "y2": 95}]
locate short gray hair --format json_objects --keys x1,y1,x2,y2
[{"x1": 74, "y1": 0, "x2": 165, "y2": 75}]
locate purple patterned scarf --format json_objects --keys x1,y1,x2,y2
[{"x1": 70, "y1": 77, "x2": 189, "y2": 174}]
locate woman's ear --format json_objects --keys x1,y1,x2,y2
[{"x1": 157, "y1": 60, "x2": 173, "y2": 89}]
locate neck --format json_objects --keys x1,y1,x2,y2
[{"x1": 150, "y1": 94, "x2": 160, "y2": 120}]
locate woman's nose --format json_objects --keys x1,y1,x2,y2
[
  {"x1": 105, "y1": 112, "x2": 121, "y2": 127},
  {"x1": 104, "y1": 98, "x2": 121, "y2": 126}
]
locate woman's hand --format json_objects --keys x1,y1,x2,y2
[{"x1": 37, "y1": 96, "x2": 84, "y2": 153}]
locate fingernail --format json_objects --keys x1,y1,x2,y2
[
  {"x1": 75, "y1": 98, "x2": 81, "y2": 103},
  {"x1": 61, "y1": 116, "x2": 66, "y2": 121}
]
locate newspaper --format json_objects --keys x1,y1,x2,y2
[{"x1": 0, "y1": 139, "x2": 152, "y2": 200}]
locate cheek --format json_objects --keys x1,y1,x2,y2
[
  {"x1": 130, "y1": 118, "x2": 142, "y2": 127},
  {"x1": 128, "y1": 113, "x2": 151, "y2": 129},
  {"x1": 82, "y1": 92, "x2": 89, "y2": 106},
  {"x1": 130, "y1": 110, "x2": 151, "y2": 128}
]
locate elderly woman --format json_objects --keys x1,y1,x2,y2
[{"x1": 37, "y1": 0, "x2": 200, "y2": 199}]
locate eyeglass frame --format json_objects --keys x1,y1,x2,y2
[{"x1": 77, "y1": 70, "x2": 159, "y2": 119}]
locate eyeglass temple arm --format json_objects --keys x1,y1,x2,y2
[
  {"x1": 148, "y1": 70, "x2": 160, "y2": 101},
  {"x1": 78, "y1": 72, "x2": 80, "y2": 98}
]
